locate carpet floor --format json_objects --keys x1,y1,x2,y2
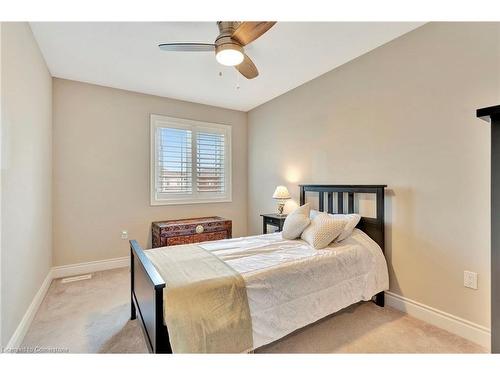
[{"x1": 21, "y1": 267, "x2": 487, "y2": 354}]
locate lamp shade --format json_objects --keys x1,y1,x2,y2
[{"x1": 272, "y1": 185, "x2": 291, "y2": 200}]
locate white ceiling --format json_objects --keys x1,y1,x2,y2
[{"x1": 30, "y1": 22, "x2": 424, "y2": 111}]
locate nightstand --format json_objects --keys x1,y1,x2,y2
[{"x1": 260, "y1": 214, "x2": 287, "y2": 234}]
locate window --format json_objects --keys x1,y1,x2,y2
[{"x1": 150, "y1": 114, "x2": 231, "y2": 205}]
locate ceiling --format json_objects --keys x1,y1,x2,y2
[{"x1": 30, "y1": 22, "x2": 424, "y2": 111}]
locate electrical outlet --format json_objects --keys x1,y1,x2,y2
[
  {"x1": 464, "y1": 271, "x2": 478, "y2": 289},
  {"x1": 121, "y1": 230, "x2": 128, "y2": 240}
]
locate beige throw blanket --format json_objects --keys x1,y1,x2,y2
[{"x1": 146, "y1": 244, "x2": 253, "y2": 353}]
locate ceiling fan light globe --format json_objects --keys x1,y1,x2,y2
[
  {"x1": 216, "y1": 48, "x2": 244, "y2": 66},
  {"x1": 215, "y1": 41, "x2": 244, "y2": 67}
]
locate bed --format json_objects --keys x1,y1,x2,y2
[{"x1": 130, "y1": 184, "x2": 388, "y2": 353}]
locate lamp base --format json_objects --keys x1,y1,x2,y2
[{"x1": 277, "y1": 202, "x2": 285, "y2": 215}]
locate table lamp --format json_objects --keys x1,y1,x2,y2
[{"x1": 272, "y1": 185, "x2": 291, "y2": 216}]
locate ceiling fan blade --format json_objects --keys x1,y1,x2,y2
[
  {"x1": 235, "y1": 54, "x2": 259, "y2": 79},
  {"x1": 158, "y1": 43, "x2": 215, "y2": 52},
  {"x1": 231, "y1": 22, "x2": 276, "y2": 46}
]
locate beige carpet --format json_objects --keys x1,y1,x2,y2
[{"x1": 21, "y1": 267, "x2": 487, "y2": 353}]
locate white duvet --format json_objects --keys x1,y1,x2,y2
[{"x1": 199, "y1": 228, "x2": 389, "y2": 349}]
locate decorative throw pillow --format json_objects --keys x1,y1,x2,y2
[
  {"x1": 301, "y1": 212, "x2": 346, "y2": 249},
  {"x1": 310, "y1": 209, "x2": 320, "y2": 220},
  {"x1": 334, "y1": 214, "x2": 361, "y2": 242},
  {"x1": 282, "y1": 203, "x2": 311, "y2": 240}
]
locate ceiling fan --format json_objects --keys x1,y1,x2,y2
[{"x1": 158, "y1": 21, "x2": 276, "y2": 79}]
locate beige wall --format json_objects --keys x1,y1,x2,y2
[
  {"x1": 248, "y1": 22, "x2": 500, "y2": 328},
  {"x1": 52, "y1": 78, "x2": 247, "y2": 266},
  {"x1": 1, "y1": 22, "x2": 53, "y2": 346}
]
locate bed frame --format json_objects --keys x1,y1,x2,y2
[{"x1": 130, "y1": 184, "x2": 387, "y2": 353}]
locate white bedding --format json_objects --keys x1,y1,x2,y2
[{"x1": 199, "y1": 228, "x2": 389, "y2": 349}]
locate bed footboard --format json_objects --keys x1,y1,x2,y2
[{"x1": 130, "y1": 240, "x2": 172, "y2": 353}]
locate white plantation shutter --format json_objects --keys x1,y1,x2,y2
[
  {"x1": 196, "y1": 131, "x2": 225, "y2": 194},
  {"x1": 151, "y1": 115, "x2": 231, "y2": 205},
  {"x1": 156, "y1": 127, "x2": 192, "y2": 194}
]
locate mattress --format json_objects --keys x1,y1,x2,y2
[{"x1": 198, "y1": 228, "x2": 389, "y2": 349}]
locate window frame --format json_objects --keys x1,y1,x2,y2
[{"x1": 150, "y1": 114, "x2": 232, "y2": 206}]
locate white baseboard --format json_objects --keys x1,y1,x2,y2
[
  {"x1": 385, "y1": 291, "x2": 491, "y2": 350},
  {"x1": 51, "y1": 256, "x2": 129, "y2": 279},
  {"x1": 5, "y1": 256, "x2": 130, "y2": 348},
  {"x1": 5, "y1": 272, "x2": 53, "y2": 349}
]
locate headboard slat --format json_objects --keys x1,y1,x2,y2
[
  {"x1": 327, "y1": 192, "x2": 334, "y2": 214},
  {"x1": 337, "y1": 192, "x2": 344, "y2": 214},
  {"x1": 318, "y1": 192, "x2": 324, "y2": 212},
  {"x1": 348, "y1": 192, "x2": 354, "y2": 214},
  {"x1": 299, "y1": 184, "x2": 387, "y2": 252}
]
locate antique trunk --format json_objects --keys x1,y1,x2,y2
[{"x1": 151, "y1": 216, "x2": 232, "y2": 248}]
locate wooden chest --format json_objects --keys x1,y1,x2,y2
[{"x1": 151, "y1": 216, "x2": 232, "y2": 248}]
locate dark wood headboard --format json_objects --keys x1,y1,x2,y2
[{"x1": 299, "y1": 185, "x2": 387, "y2": 252}]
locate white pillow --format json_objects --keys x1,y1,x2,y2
[
  {"x1": 310, "y1": 210, "x2": 361, "y2": 242},
  {"x1": 310, "y1": 209, "x2": 320, "y2": 220},
  {"x1": 334, "y1": 214, "x2": 361, "y2": 242},
  {"x1": 309, "y1": 210, "x2": 361, "y2": 242},
  {"x1": 301, "y1": 212, "x2": 345, "y2": 249},
  {"x1": 282, "y1": 203, "x2": 311, "y2": 240}
]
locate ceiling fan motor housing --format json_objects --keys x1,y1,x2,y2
[
  {"x1": 217, "y1": 21, "x2": 241, "y2": 35},
  {"x1": 215, "y1": 21, "x2": 244, "y2": 66},
  {"x1": 215, "y1": 21, "x2": 243, "y2": 56},
  {"x1": 215, "y1": 38, "x2": 243, "y2": 56}
]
